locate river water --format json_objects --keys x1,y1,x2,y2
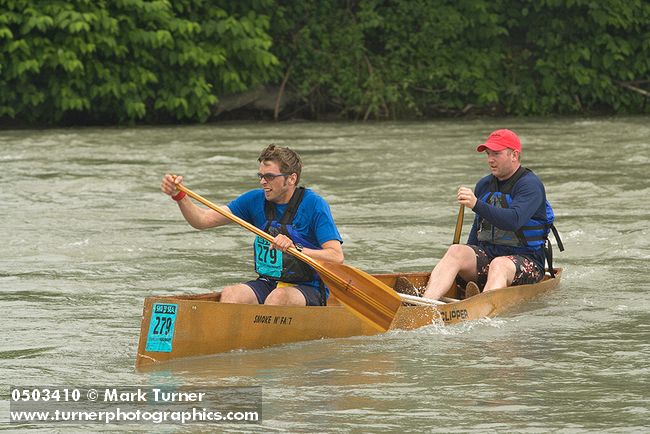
[{"x1": 1, "y1": 118, "x2": 649, "y2": 432}]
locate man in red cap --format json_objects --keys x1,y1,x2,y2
[{"x1": 423, "y1": 129, "x2": 560, "y2": 300}]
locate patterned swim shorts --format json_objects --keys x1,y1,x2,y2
[{"x1": 457, "y1": 245, "x2": 545, "y2": 291}]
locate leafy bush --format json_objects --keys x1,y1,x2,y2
[
  {"x1": 0, "y1": 0, "x2": 278, "y2": 124},
  {"x1": 269, "y1": 0, "x2": 650, "y2": 119},
  {"x1": 1, "y1": 0, "x2": 648, "y2": 124}
]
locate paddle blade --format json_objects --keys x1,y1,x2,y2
[{"x1": 318, "y1": 262, "x2": 402, "y2": 332}]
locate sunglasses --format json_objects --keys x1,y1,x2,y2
[{"x1": 257, "y1": 172, "x2": 290, "y2": 182}]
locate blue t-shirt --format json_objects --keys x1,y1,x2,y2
[
  {"x1": 467, "y1": 169, "x2": 546, "y2": 268},
  {"x1": 228, "y1": 188, "x2": 342, "y2": 247},
  {"x1": 227, "y1": 188, "x2": 343, "y2": 289}
]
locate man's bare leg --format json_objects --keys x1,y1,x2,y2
[
  {"x1": 483, "y1": 256, "x2": 516, "y2": 292},
  {"x1": 423, "y1": 244, "x2": 478, "y2": 300},
  {"x1": 219, "y1": 284, "x2": 258, "y2": 304},
  {"x1": 264, "y1": 286, "x2": 307, "y2": 306}
]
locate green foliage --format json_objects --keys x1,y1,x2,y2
[
  {"x1": 0, "y1": 0, "x2": 648, "y2": 124},
  {"x1": 499, "y1": 0, "x2": 650, "y2": 115},
  {"x1": 0, "y1": 0, "x2": 278, "y2": 124},
  {"x1": 268, "y1": 0, "x2": 650, "y2": 119}
]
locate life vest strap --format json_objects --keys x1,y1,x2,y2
[
  {"x1": 263, "y1": 186, "x2": 306, "y2": 231},
  {"x1": 483, "y1": 167, "x2": 564, "y2": 274},
  {"x1": 550, "y1": 224, "x2": 564, "y2": 252}
]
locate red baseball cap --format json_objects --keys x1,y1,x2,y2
[{"x1": 476, "y1": 129, "x2": 522, "y2": 152}]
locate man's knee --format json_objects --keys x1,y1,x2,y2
[
  {"x1": 490, "y1": 256, "x2": 515, "y2": 272},
  {"x1": 264, "y1": 287, "x2": 288, "y2": 305},
  {"x1": 445, "y1": 244, "x2": 473, "y2": 260},
  {"x1": 265, "y1": 286, "x2": 306, "y2": 306},
  {"x1": 488, "y1": 257, "x2": 516, "y2": 275},
  {"x1": 220, "y1": 284, "x2": 255, "y2": 304}
]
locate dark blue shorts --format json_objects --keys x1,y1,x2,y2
[{"x1": 244, "y1": 277, "x2": 326, "y2": 306}]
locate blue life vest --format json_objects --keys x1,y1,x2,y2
[
  {"x1": 477, "y1": 167, "x2": 563, "y2": 261},
  {"x1": 253, "y1": 187, "x2": 319, "y2": 283}
]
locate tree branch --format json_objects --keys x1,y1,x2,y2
[
  {"x1": 274, "y1": 64, "x2": 293, "y2": 121},
  {"x1": 617, "y1": 80, "x2": 650, "y2": 98}
]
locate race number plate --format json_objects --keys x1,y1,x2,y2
[
  {"x1": 254, "y1": 235, "x2": 282, "y2": 277},
  {"x1": 145, "y1": 303, "x2": 178, "y2": 353}
]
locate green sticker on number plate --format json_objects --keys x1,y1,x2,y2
[{"x1": 145, "y1": 303, "x2": 178, "y2": 352}]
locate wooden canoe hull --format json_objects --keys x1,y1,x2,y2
[{"x1": 135, "y1": 269, "x2": 561, "y2": 369}]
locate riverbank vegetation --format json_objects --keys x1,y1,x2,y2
[{"x1": 1, "y1": 0, "x2": 648, "y2": 125}]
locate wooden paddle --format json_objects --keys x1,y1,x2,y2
[
  {"x1": 453, "y1": 204, "x2": 465, "y2": 244},
  {"x1": 173, "y1": 183, "x2": 402, "y2": 332},
  {"x1": 426, "y1": 204, "x2": 466, "y2": 302},
  {"x1": 399, "y1": 293, "x2": 446, "y2": 306}
]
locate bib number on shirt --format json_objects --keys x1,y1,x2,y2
[{"x1": 254, "y1": 235, "x2": 282, "y2": 278}]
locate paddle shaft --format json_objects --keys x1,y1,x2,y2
[
  {"x1": 174, "y1": 184, "x2": 398, "y2": 323},
  {"x1": 399, "y1": 293, "x2": 446, "y2": 306},
  {"x1": 176, "y1": 184, "x2": 310, "y2": 262},
  {"x1": 452, "y1": 204, "x2": 465, "y2": 244}
]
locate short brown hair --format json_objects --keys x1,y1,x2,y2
[{"x1": 258, "y1": 144, "x2": 303, "y2": 183}]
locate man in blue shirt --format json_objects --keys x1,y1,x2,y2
[
  {"x1": 161, "y1": 145, "x2": 343, "y2": 306},
  {"x1": 423, "y1": 129, "x2": 552, "y2": 300}
]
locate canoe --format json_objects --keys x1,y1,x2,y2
[{"x1": 135, "y1": 268, "x2": 562, "y2": 369}]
